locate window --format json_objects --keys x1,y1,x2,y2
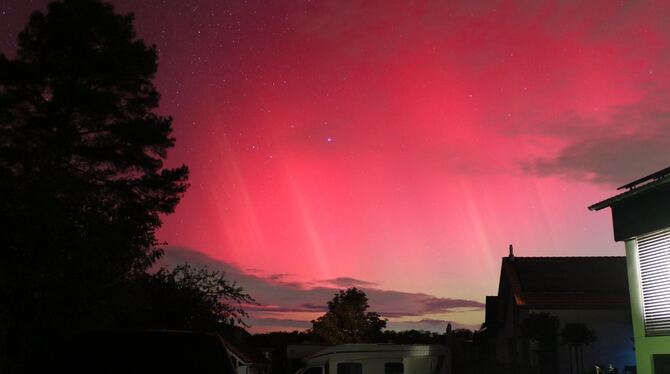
[
  {"x1": 637, "y1": 228, "x2": 670, "y2": 336},
  {"x1": 337, "y1": 363, "x2": 362, "y2": 374},
  {"x1": 385, "y1": 363, "x2": 403, "y2": 374},
  {"x1": 654, "y1": 354, "x2": 670, "y2": 373},
  {"x1": 303, "y1": 367, "x2": 323, "y2": 374}
]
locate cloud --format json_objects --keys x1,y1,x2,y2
[
  {"x1": 267, "y1": 273, "x2": 293, "y2": 281},
  {"x1": 409, "y1": 318, "x2": 447, "y2": 326},
  {"x1": 245, "y1": 305, "x2": 322, "y2": 314},
  {"x1": 421, "y1": 297, "x2": 484, "y2": 311},
  {"x1": 312, "y1": 277, "x2": 379, "y2": 288},
  {"x1": 300, "y1": 303, "x2": 328, "y2": 311},
  {"x1": 159, "y1": 247, "x2": 484, "y2": 332},
  {"x1": 362, "y1": 289, "x2": 484, "y2": 317},
  {"x1": 244, "y1": 303, "x2": 327, "y2": 314},
  {"x1": 248, "y1": 318, "x2": 312, "y2": 328},
  {"x1": 521, "y1": 89, "x2": 670, "y2": 186}
]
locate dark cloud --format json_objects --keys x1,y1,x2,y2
[
  {"x1": 300, "y1": 303, "x2": 328, "y2": 311},
  {"x1": 421, "y1": 297, "x2": 485, "y2": 311},
  {"x1": 245, "y1": 305, "x2": 323, "y2": 313},
  {"x1": 247, "y1": 318, "x2": 312, "y2": 329},
  {"x1": 522, "y1": 89, "x2": 670, "y2": 186},
  {"x1": 244, "y1": 303, "x2": 327, "y2": 313},
  {"x1": 381, "y1": 311, "x2": 422, "y2": 318},
  {"x1": 365, "y1": 289, "x2": 485, "y2": 317},
  {"x1": 387, "y1": 319, "x2": 480, "y2": 332},
  {"x1": 268, "y1": 273, "x2": 293, "y2": 281},
  {"x1": 313, "y1": 277, "x2": 379, "y2": 288},
  {"x1": 160, "y1": 247, "x2": 484, "y2": 332},
  {"x1": 411, "y1": 318, "x2": 447, "y2": 326}
]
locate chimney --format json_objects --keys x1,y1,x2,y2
[{"x1": 508, "y1": 244, "x2": 515, "y2": 261}]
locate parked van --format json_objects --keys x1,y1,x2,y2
[{"x1": 295, "y1": 344, "x2": 450, "y2": 374}]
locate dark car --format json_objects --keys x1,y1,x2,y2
[{"x1": 60, "y1": 330, "x2": 236, "y2": 374}]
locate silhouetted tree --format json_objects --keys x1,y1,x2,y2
[
  {"x1": 310, "y1": 288, "x2": 387, "y2": 344},
  {"x1": 522, "y1": 313, "x2": 560, "y2": 374},
  {"x1": 560, "y1": 323, "x2": 597, "y2": 374},
  {"x1": 117, "y1": 264, "x2": 255, "y2": 331},
  {"x1": 381, "y1": 329, "x2": 447, "y2": 344},
  {"x1": 0, "y1": 0, "x2": 187, "y2": 371}
]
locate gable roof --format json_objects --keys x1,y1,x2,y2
[
  {"x1": 589, "y1": 166, "x2": 670, "y2": 241},
  {"x1": 500, "y1": 256, "x2": 629, "y2": 309},
  {"x1": 589, "y1": 166, "x2": 670, "y2": 211}
]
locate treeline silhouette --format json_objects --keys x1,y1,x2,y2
[
  {"x1": 0, "y1": 1, "x2": 250, "y2": 372},
  {"x1": 252, "y1": 328, "x2": 473, "y2": 374}
]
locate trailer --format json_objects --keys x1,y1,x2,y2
[{"x1": 295, "y1": 344, "x2": 450, "y2": 374}]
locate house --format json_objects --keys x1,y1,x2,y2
[
  {"x1": 590, "y1": 166, "x2": 670, "y2": 374},
  {"x1": 480, "y1": 247, "x2": 635, "y2": 374}
]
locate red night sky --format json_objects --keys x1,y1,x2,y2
[{"x1": 3, "y1": 0, "x2": 670, "y2": 332}]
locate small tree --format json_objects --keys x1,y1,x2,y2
[
  {"x1": 311, "y1": 288, "x2": 387, "y2": 344},
  {"x1": 560, "y1": 323, "x2": 597, "y2": 374}
]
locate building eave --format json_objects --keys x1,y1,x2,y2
[{"x1": 589, "y1": 171, "x2": 670, "y2": 211}]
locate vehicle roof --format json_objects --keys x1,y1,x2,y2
[{"x1": 305, "y1": 344, "x2": 446, "y2": 362}]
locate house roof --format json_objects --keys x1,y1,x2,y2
[
  {"x1": 588, "y1": 166, "x2": 670, "y2": 241},
  {"x1": 501, "y1": 256, "x2": 629, "y2": 309},
  {"x1": 589, "y1": 166, "x2": 670, "y2": 211}
]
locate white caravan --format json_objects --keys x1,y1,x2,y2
[{"x1": 295, "y1": 344, "x2": 450, "y2": 374}]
